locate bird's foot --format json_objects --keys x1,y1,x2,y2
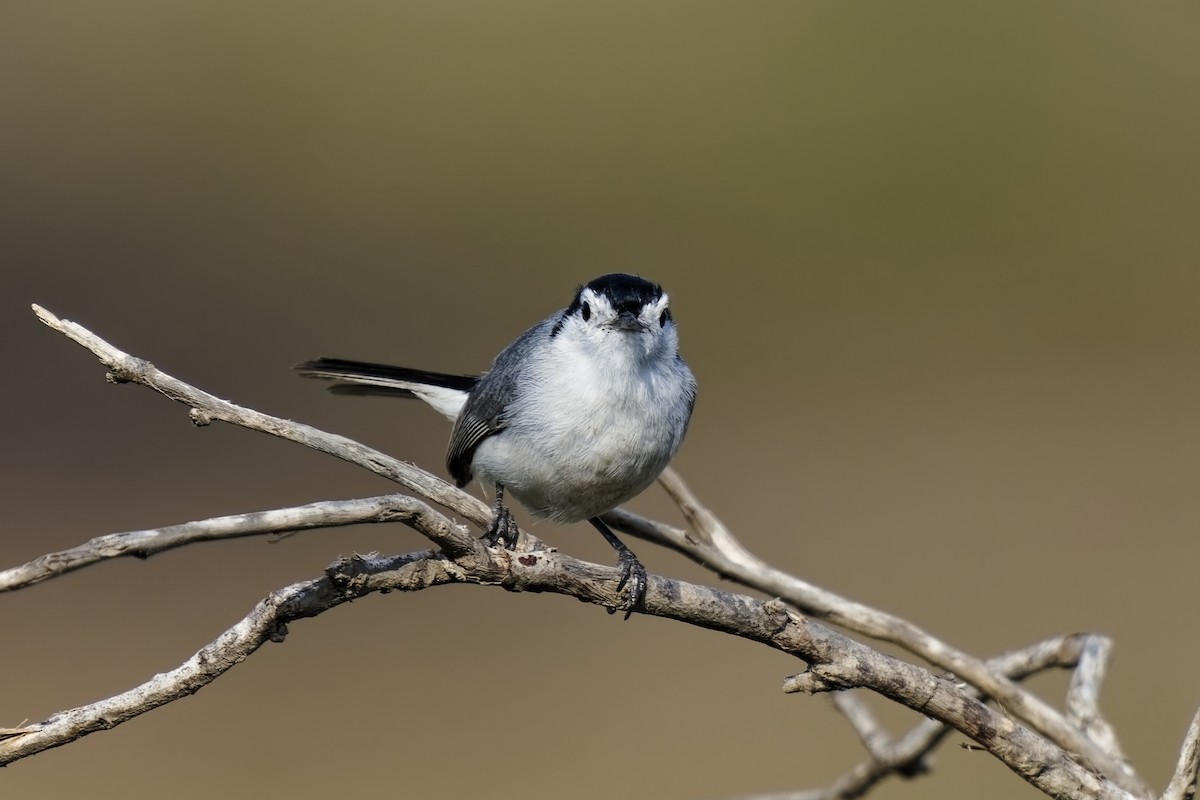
[
  {"x1": 608, "y1": 550, "x2": 648, "y2": 621},
  {"x1": 482, "y1": 504, "x2": 519, "y2": 550}
]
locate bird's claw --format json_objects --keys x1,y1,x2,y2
[
  {"x1": 482, "y1": 505, "x2": 519, "y2": 549},
  {"x1": 608, "y1": 550, "x2": 648, "y2": 620}
]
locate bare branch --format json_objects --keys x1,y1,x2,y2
[
  {"x1": 32, "y1": 304, "x2": 491, "y2": 529},
  {"x1": 772, "y1": 635, "x2": 1093, "y2": 800},
  {"x1": 0, "y1": 489, "x2": 477, "y2": 762},
  {"x1": 0, "y1": 553, "x2": 432, "y2": 762},
  {"x1": 1163, "y1": 708, "x2": 1200, "y2": 800},
  {"x1": 345, "y1": 547, "x2": 1137, "y2": 800},
  {"x1": 0, "y1": 522, "x2": 1138, "y2": 800},
  {"x1": 0, "y1": 495, "x2": 468, "y2": 592},
  {"x1": 832, "y1": 693, "x2": 895, "y2": 761},
  {"x1": 1066, "y1": 636, "x2": 1132, "y2": 772},
  {"x1": 17, "y1": 303, "x2": 1182, "y2": 800},
  {"x1": 609, "y1": 472, "x2": 1151, "y2": 798}
]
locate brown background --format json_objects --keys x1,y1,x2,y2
[{"x1": 3, "y1": 3, "x2": 1199, "y2": 799}]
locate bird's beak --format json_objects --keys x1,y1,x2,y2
[{"x1": 614, "y1": 311, "x2": 647, "y2": 331}]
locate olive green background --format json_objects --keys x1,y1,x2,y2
[{"x1": 3, "y1": 3, "x2": 1198, "y2": 799}]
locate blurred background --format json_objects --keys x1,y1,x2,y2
[{"x1": 2, "y1": 2, "x2": 1199, "y2": 798}]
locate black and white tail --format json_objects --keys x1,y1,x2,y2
[{"x1": 295, "y1": 357, "x2": 476, "y2": 420}]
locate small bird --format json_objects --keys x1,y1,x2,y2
[{"x1": 297, "y1": 274, "x2": 696, "y2": 617}]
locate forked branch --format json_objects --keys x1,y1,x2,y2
[{"x1": 4, "y1": 304, "x2": 1196, "y2": 800}]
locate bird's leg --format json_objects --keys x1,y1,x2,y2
[
  {"x1": 588, "y1": 517, "x2": 648, "y2": 620},
  {"x1": 482, "y1": 483, "x2": 520, "y2": 549}
]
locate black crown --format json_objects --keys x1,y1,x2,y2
[{"x1": 568, "y1": 273, "x2": 663, "y2": 316}]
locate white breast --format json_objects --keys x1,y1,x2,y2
[{"x1": 469, "y1": 330, "x2": 692, "y2": 523}]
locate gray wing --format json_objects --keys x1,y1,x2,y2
[{"x1": 446, "y1": 317, "x2": 555, "y2": 486}]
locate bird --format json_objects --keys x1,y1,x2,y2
[{"x1": 296, "y1": 273, "x2": 697, "y2": 617}]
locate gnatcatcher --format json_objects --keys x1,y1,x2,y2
[{"x1": 297, "y1": 273, "x2": 696, "y2": 617}]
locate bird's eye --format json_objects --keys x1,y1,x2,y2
[
  {"x1": 659, "y1": 308, "x2": 671, "y2": 327},
  {"x1": 581, "y1": 301, "x2": 591, "y2": 321}
]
